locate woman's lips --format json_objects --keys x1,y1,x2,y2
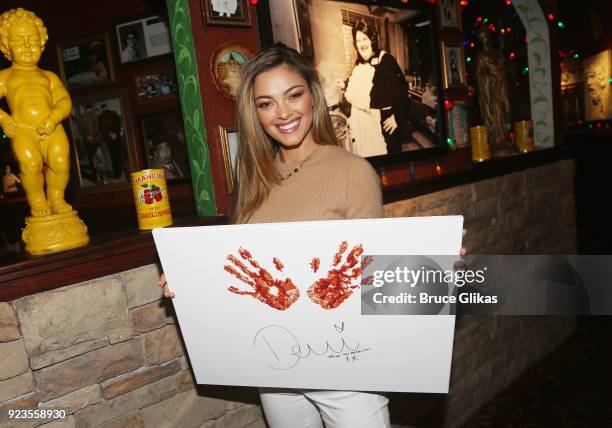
[{"x1": 276, "y1": 118, "x2": 300, "y2": 134}]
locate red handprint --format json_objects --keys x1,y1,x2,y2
[
  {"x1": 224, "y1": 247, "x2": 300, "y2": 310},
  {"x1": 307, "y1": 241, "x2": 373, "y2": 310}
]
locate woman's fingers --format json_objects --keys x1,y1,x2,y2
[
  {"x1": 163, "y1": 285, "x2": 175, "y2": 299},
  {"x1": 158, "y1": 273, "x2": 175, "y2": 298},
  {"x1": 460, "y1": 229, "x2": 468, "y2": 255}
]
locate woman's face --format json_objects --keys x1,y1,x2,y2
[
  {"x1": 253, "y1": 65, "x2": 315, "y2": 150},
  {"x1": 355, "y1": 31, "x2": 373, "y2": 61}
]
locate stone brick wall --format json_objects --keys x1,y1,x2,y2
[
  {"x1": 383, "y1": 159, "x2": 577, "y2": 428},
  {"x1": 0, "y1": 160, "x2": 576, "y2": 428},
  {"x1": 0, "y1": 266, "x2": 265, "y2": 428}
]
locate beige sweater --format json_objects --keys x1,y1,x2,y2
[{"x1": 248, "y1": 145, "x2": 383, "y2": 223}]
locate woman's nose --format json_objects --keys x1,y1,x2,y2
[{"x1": 276, "y1": 101, "x2": 291, "y2": 119}]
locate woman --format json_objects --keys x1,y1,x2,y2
[
  {"x1": 344, "y1": 27, "x2": 387, "y2": 157},
  {"x1": 160, "y1": 44, "x2": 390, "y2": 427},
  {"x1": 346, "y1": 22, "x2": 410, "y2": 154}
]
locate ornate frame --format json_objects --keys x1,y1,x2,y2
[{"x1": 210, "y1": 42, "x2": 253, "y2": 100}]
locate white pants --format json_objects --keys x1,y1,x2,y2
[{"x1": 260, "y1": 388, "x2": 390, "y2": 428}]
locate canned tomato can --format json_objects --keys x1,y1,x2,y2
[
  {"x1": 469, "y1": 125, "x2": 490, "y2": 162},
  {"x1": 514, "y1": 120, "x2": 534, "y2": 153},
  {"x1": 131, "y1": 169, "x2": 173, "y2": 230}
]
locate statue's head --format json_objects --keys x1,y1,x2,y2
[
  {"x1": 0, "y1": 8, "x2": 48, "y2": 66},
  {"x1": 476, "y1": 25, "x2": 492, "y2": 49}
]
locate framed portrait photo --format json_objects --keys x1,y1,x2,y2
[
  {"x1": 219, "y1": 125, "x2": 239, "y2": 194},
  {"x1": 57, "y1": 34, "x2": 115, "y2": 89},
  {"x1": 68, "y1": 90, "x2": 136, "y2": 190},
  {"x1": 266, "y1": 0, "x2": 446, "y2": 164},
  {"x1": 135, "y1": 69, "x2": 178, "y2": 102},
  {"x1": 439, "y1": 0, "x2": 461, "y2": 30},
  {"x1": 115, "y1": 16, "x2": 172, "y2": 65},
  {"x1": 202, "y1": 0, "x2": 251, "y2": 27},
  {"x1": 441, "y1": 42, "x2": 466, "y2": 88},
  {"x1": 583, "y1": 49, "x2": 612, "y2": 121},
  {"x1": 141, "y1": 110, "x2": 190, "y2": 181},
  {"x1": 210, "y1": 43, "x2": 253, "y2": 100}
]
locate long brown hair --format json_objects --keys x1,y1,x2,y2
[{"x1": 232, "y1": 44, "x2": 337, "y2": 224}]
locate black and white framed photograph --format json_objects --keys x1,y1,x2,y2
[
  {"x1": 202, "y1": 0, "x2": 251, "y2": 27},
  {"x1": 219, "y1": 125, "x2": 239, "y2": 194},
  {"x1": 141, "y1": 110, "x2": 190, "y2": 180},
  {"x1": 441, "y1": 42, "x2": 466, "y2": 88},
  {"x1": 115, "y1": 16, "x2": 172, "y2": 64},
  {"x1": 267, "y1": 0, "x2": 445, "y2": 162},
  {"x1": 57, "y1": 34, "x2": 115, "y2": 89},
  {"x1": 440, "y1": 0, "x2": 461, "y2": 30},
  {"x1": 135, "y1": 69, "x2": 178, "y2": 101},
  {"x1": 69, "y1": 91, "x2": 136, "y2": 190}
]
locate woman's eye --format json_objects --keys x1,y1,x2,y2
[
  {"x1": 289, "y1": 92, "x2": 303, "y2": 100},
  {"x1": 256, "y1": 102, "x2": 272, "y2": 109}
]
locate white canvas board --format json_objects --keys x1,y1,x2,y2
[{"x1": 153, "y1": 216, "x2": 463, "y2": 393}]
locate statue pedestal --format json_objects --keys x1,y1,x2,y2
[{"x1": 22, "y1": 211, "x2": 90, "y2": 255}]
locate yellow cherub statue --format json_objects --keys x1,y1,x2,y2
[{"x1": 0, "y1": 8, "x2": 88, "y2": 254}]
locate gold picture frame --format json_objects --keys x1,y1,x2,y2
[
  {"x1": 219, "y1": 125, "x2": 239, "y2": 194},
  {"x1": 441, "y1": 41, "x2": 466, "y2": 88}
]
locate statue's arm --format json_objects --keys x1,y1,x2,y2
[
  {"x1": 46, "y1": 71, "x2": 72, "y2": 124},
  {"x1": 0, "y1": 74, "x2": 17, "y2": 137},
  {"x1": 0, "y1": 74, "x2": 10, "y2": 120}
]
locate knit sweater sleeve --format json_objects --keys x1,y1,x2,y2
[{"x1": 344, "y1": 156, "x2": 384, "y2": 219}]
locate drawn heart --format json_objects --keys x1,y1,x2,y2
[{"x1": 333, "y1": 322, "x2": 345, "y2": 333}]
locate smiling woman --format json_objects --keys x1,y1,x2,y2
[
  {"x1": 236, "y1": 47, "x2": 388, "y2": 427},
  {"x1": 160, "y1": 43, "x2": 389, "y2": 427},
  {"x1": 232, "y1": 44, "x2": 383, "y2": 225}
]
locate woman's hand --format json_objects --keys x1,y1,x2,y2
[
  {"x1": 460, "y1": 228, "x2": 468, "y2": 257},
  {"x1": 158, "y1": 273, "x2": 175, "y2": 298},
  {"x1": 383, "y1": 114, "x2": 398, "y2": 134},
  {"x1": 453, "y1": 229, "x2": 469, "y2": 271}
]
